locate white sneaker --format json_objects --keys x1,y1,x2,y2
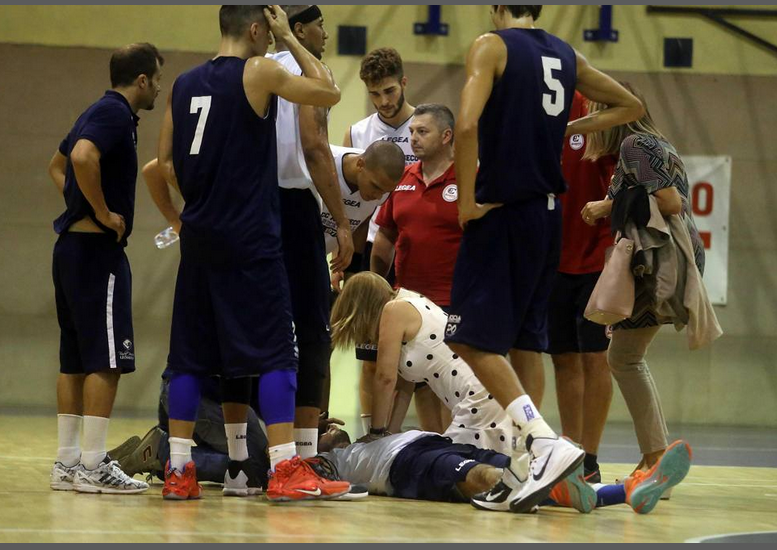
[
  {"x1": 508, "y1": 435, "x2": 585, "y2": 513},
  {"x1": 74, "y1": 456, "x2": 149, "y2": 494},
  {"x1": 223, "y1": 459, "x2": 264, "y2": 496},
  {"x1": 471, "y1": 463, "x2": 526, "y2": 512},
  {"x1": 50, "y1": 461, "x2": 82, "y2": 491}
]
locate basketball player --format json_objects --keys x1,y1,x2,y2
[
  {"x1": 157, "y1": 5, "x2": 349, "y2": 501},
  {"x1": 444, "y1": 5, "x2": 645, "y2": 513},
  {"x1": 48, "y1": 43, "x2": 163, "y2": 494}
]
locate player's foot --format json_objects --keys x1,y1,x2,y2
[
  {"x1": 223, "y1": 459, "x2": 264, "y2": 497},
  {"x1": 584, "y1": 468, "x2": 601, "y2": 484},
  {"x1": 508, "y1": 435, "x2": 585, "y2": 513},
  {"x1": 470, "y1": 461, "x2": 525, "y2": 512},
  {"x1": 73, "y1": 455, "x2": 149, "y2": 494},
  {"x1": 50, "y1": 461, "x2": 83, "y2": 491},
  {"x1": 163, "y1": 460, "x2": 202, "y2": 500},
  {"x1": 305, "y1": 456, "x2": 368, "y2": 501},
  {"x1": 266, "y1": 456, "x2": 350, "y2": 502},
  {"x1": 111, "y1": 427, "x2": 164, "y2": 477},
  {"x1": 624, "y1": 440, "x2": 692, "y2": 514},
  {"x1": 548, "y1": 461, "x2": 597, "y2": 514}
]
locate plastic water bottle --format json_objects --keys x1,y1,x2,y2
[{"x1": 154, "y1": 227, "x2": 179, "y2": 249}]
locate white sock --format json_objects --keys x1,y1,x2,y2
[
  {"x1": 225, "y1": 423, "x2": 249, "y2": 462},
  {"x1": 81, "y1": 415, "x2": 109, "y2": 470},
  {"x1": 269, "y1": 442, "x2": 297, "y2": 471},
  {"x1": 56, "y1": 414, "x2": 82, "y2": 467},
  {"x1": 169, "y1": 437, "x2": 194, "y2": 472},
  {"x1": 294, "y1": 428, "x2": 319, "y2": 459},
  {"x1": 505, "y1": 395, "x2": 556, "y2": 442}
]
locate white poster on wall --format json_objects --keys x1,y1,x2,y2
[{"x1": 682, "y1": 156, "x2": 731, "y2": 305}]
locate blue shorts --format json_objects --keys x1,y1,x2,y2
[
  {"x1": 389, "y1": 435, "x2": 509, "y2": 502},
  {"x1": 445, "y1": 197, "x2": 561, "y2": 355},
  {"x1": 280, "y1": 189, "x2": 331, "y2": 345},
  {"x1": 547, "y1": 271, "x2": 610, "y2": 355},
  {"x1": 53, "y1": 233, "x2": 135, "y2": 375},
  {"x1": 167, "y1": 254, "x2": 298, "y2": 378}
]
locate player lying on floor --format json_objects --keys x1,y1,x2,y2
[{"x1": 315, "y1": 424, "x2": 692, "y2": 515}]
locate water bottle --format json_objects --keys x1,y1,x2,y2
[{"x1": 154, "y1": 226, "x2": 179, "y2": 249}]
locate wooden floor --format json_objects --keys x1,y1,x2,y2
[{"x1": 1, "y1": 415, "x2": 775, "y2": 543}]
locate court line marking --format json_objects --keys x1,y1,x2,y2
[{"x1": 686, "y1": 530, "x2": 777, "y2": 543}]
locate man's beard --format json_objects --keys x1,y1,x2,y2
[{"x1": 382, "y1": 90, "x2": 405, "y2": 120}]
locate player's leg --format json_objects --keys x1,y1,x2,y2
[
  {"x1": 508, "y1": 349, "x2": 545, "y2": 409},
  {"x1": 414, "y1": 383, "x2": 445, "y2": 433}
]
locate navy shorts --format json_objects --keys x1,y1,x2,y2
[
  {"x1": 280, "y1": 189, "x2": 331, "y2": 345},
  {"x1": 389, "y1": 435, "x2": 509, "y2": 502},
  {"x1": 445, "y1": 197, "x2": 561, "y2": 355},
  {"x1": 53, "y1": 233, "x2": 135, "y2": 375},
  {"x1": 167, "y1": 254, "x2": 298, "y2": 378},
  {"x1": 547, "y1": 272, "x2": 610, "y2": 355}
]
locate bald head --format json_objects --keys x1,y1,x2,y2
[{"x1": 363, "y1": 141, "x2": 406, "y2": 182}]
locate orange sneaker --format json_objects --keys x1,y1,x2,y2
[
  {"x1": 266, "y1": 456, "x2": 350, "y2": 502},
  {"x1": 548, "y1": 461, "x2": 597, "y2": 514},
  {"x1": 624, "y1": 440, "x2": 692, "y2": 514},
  {"x1": 163, "y1": 460, "x2": 202, "y2": 500}
]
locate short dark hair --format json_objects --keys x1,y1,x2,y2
[
  {"x1": 219, "y1": 5, "x2": 268, "y2": 38},
  {"x1": 414, "y1": 103, "x2": 455, "y2": 137},
  {"x1": 363, "y1": 140, "x2": 406, "y2": 182},
  {"x1": 494, "y1": 5, "x2": 542, "y2": 20},
  {"x1": 110, "y1": 43, "x2": 164, "y2": 88},
  {"x1": 360, "y1": 48, "x2": 404, "y2": 87}
]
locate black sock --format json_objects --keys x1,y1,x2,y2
[{"x1": 584, "y1": 453, "x2": 599, "y2": 473}]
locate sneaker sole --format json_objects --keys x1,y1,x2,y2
[
  {"x1": 50, "y1": 481, "x2": 74, "y2": 491},
  {"x1": 471, "y1": 493, "x2": 514, "y2": 512},
  {"x1": 333, "y1": 491, "x2": 369, "y2": 501},
  {"x1": 561, "y1": 463, "x2": 597, "y2": 514},
  {"x1": 509, "y1": 449, "x2": 585, "y2": 514},
  {"x1": 223, "y1": 487, "x2": 263, "y2": 497},
  {"x1": 629, "y1": 441, "x2": 691, "y2": 514},
  {"x1": 74, "y1": 483, "x2": 149, "y2": 495},
  {"x1": 163, "y1": 492, "x2": 202, "y2": 500},
  {"x1": 266, "y1": 488, "x2": 350, "y2": 502}
]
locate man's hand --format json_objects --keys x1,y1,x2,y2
[
  {"x1": 355, "y1": 431, "x2": 391, "y2": 444},
  {"x1": 263, "y1": 5, "x2": 292, "y2": 42},
  {"x1": 330, "y1": 225, "x2": 354, "y2": 273},
  {"x1": 581, "y1": 200, "x2": 611, "y2": 226},
  {"x1": 458, "y1": 202, "x2": 502, "y2": 229},
  {"x1": 331, "y1": 270, "x2": 345, "y2": 293},
  {"x1": 96, "y1": 211, "x2": 126, "y2": 242},
  {"x1": 318, "y1": 414, "x2": 345, "y2": 436}
]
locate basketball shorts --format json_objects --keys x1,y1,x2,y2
[{"x1": 546, "y1": 271, "x2": 610, "y2": 354}]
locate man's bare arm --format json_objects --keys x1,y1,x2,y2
[
  {"x1": 342, "y1": 127, "x2": 353, "y2": 147},
  {"x1": 48, "y1": 151, "x2": 67, "y2": 194},
  {"x1": 157, "y1": 91, "x2": 180, "y2": 196},
  {"x1": 143, "y1": 158, "x2": 182, "y2": 233},
  {"x1": 370, "y1": 226, "x2": 397, "y2": 277}
]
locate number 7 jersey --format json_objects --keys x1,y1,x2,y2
[
  {"x1": 171, "y1": 57, "x2": 281, "y2": 265},
  {"x1": 475, "y1": 28, "x2": 576, "y2": 205}
]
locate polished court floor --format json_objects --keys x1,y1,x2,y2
[{"x1": 1, "y1": 415, "x2": 775, "y2": 543}]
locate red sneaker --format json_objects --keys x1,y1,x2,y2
[
  {"x1": 266, "y1": 456, "x2": 350, "y2": 502},
  {"x1": 163, "y1": 460, "x2": 202, "y2": 500}
]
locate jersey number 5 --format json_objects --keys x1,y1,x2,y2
[
  {"x1": 189, "y1": 96, "x2": 212, "y2": 155},
  {"x1": 541, "y1": 57, "x2": 564, "y2": 117}
]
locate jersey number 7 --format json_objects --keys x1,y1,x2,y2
[{"x1": 189, "y1": 96, "x2": 212, "y2": 155}]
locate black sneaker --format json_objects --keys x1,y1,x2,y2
[
  {"x1": 305, "y1": 456, "x2": 369, "y2": 500},
  {"x1": 584, "y1": 468, "x2": 602, "y2": 484},
  {"x1": 223, "y1": 459, "x2": 264, "y2": 496},
  {"x1": 470, "y1": 465, "x2": 525, "y2": 512}
]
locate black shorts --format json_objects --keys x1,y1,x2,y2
[
  {"x1": 53, "y1": 233, "x2": 135, "y2": 375},
  {"x1": 546, "y1": 271, "x2": 610, "y2": 354},
  {"x1": 281, "y1": 188, "x2": 331, "y2": 345},
  {"x1": 445, "y1": 197, "x2": 561, "y2": 355}
]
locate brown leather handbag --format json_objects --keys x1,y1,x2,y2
[{"x1": 584, "y1": 237, "x2": 635, "y2": 325}]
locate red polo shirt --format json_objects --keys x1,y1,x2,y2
[
  {"x1": 559, "y1": 92, "x2": 617, "y2": 274},
  {"x1": 375, "y1": 161, "x2": 461, "y2": 306}
]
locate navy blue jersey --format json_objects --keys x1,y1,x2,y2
[
  {"x1": 476, "y1": 29, "x2": 576, "y2": 204},
  {"x1": 53, "y1": 91, "x2": 139, "y2": 246},
  {"x1": 172, "y1": 57, "x2": 280, "y2": 265}
]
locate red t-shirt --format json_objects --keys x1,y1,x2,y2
[
  {"x1": 558, "y1": 92, "x2": 617, "y2": 274},
  {"x1": 375, "y1": 161, "x2": 461, "y2": 306}
]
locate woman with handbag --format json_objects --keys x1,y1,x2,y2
[{"x1": 579, "y1": 83, "x2": 717, "y2": 474}]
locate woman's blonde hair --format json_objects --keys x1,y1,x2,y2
[
  {"x1": 330, "y1": 272, "x2": 396, "y2": 350},
  {"x1": 584, "y1": 82, "x2": 666, "y2": 161}
]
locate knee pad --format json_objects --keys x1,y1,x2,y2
[{"x1": 295, "y1": 341, "x2": 329, "y2": 408}]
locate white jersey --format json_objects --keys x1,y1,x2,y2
[
  {"x1": 321, "y1": 145, "x2": 389, "y2": 254},
  {"x1": 325, "y1": 430, "x2": 430, "y2": 495},
  {"x1": 349, "y1": 112, "x2": 417, "y2": 242},
  {"x1": 271, "y1": 51, "x2": 317, "y2": 195},
  {"x1": 394, "y1": 289, "x2": 513, "y2": 454}
]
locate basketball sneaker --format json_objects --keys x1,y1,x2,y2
[
  {"x1": 624, "y1": 440, "x2": 692, "y2": 514},
  {"x1": 507, "y1": 435, "x2": 585, "y2": 513},
  {"x1": 73, "y1": 456, "x2": 149, "y2": 494},
  {"x1": 163, "y1": 460, "x2": 202, "y2": 500},
  {"x1": 112, "y1": 427, "x2": 163, "y2": 477},
  {"x1": 305, "y1": 456, "x2": 369, "y2": 500},
  {"x1": 50, "y1": 461, "x2": 83, "y2": 491},
  {"x1": 548, "y1": 461, "x2": 597, "y2": 514},
  {"x1": 470, "y1": 458, "x2": 526, "y2": 512},
  {"x1": 266, "y1": 456, "x2": 350, "y2": 502},
  {"x1": 223, "y1": 459, "x2": 265, "y2": 497}
]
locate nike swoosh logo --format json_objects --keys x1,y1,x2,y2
[
  {"x1": 484, "y1": 489, "x2": 504, "y2": 502},
  {"x1": 296, "y1": 488, "x2": 322, "y2": 496},
  {"x1": 532, "y1": 449, "x2": 553, "y2": 481}
]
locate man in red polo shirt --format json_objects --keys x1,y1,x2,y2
[
  {"x1": 547, "y1": 91, "x2": 617, "y2": 483},
  {"x1": 372, "y1": 103, "x2": 460, "y2": 309}
]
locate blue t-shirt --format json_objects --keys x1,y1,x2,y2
[
  {"x1": 53, "y1": 90, "x2": 139, "y2": 246},
  {"x1": 476, "y1": 28, "x2": 576, "y2": 204},
  {"x1": 171, "y1": 57, "x2": 280, "y2": 266}
]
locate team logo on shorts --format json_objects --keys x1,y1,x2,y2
[
  {"x1": 442, "y1": 184, "x2": 458, "y2": 203},
  {"x1": 569, "y1": 134, "x2": 584, "y2": 151},
  {"x1": 445, "y1": 314, "x2": 461, "y2": 337},
  {"x1": 123, "y1": 339, "x2": 132, "y2": 350},
  {"x1": 455, "y1": 459, "x2": 475, "y2": 472},
  {"x1": 119, "y1": 339, "x2": 134, "y2": 361}
]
